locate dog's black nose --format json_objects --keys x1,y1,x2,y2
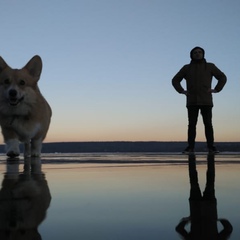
[{"x1": 9, "y1": 89, "x2": 17, "y2": 97}]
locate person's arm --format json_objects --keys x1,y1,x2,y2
[
  {"x1": 211, "y1": 64, "x2": 227, "y2": 92},
  {"x1": 175, "y1": 217, "x2": 190, "y2": 238},
  {"x1": 218, "y1": 218, "x2": 233, "y2": 238},
  {"x1": 172, "y1": 65, "x2": 187, "y2": 94}
]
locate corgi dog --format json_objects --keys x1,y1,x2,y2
[{"x1": 0, "y1": 55, "x2": 52, "y2": 158}]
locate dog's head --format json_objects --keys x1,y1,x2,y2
[{"x1": 0, "y1": 56, "x2": 42, "y2": 108}]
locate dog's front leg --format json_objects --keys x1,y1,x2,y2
[
  {"x1": 2, "y1": 128, "x2": 20, "y2": 157},
  {"x1": 31, "y1": 139, "x2": 42, "y2": 157},
  {"x1": 5, "y1": 139, "x2": 20, "y2": 157},
  {"x1": 24, "y1": 141, "x2": 31, "y2": 158}
]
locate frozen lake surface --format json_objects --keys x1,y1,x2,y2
[{"x1": 0, "y1": 153, "x2": 239, "y2": 239}]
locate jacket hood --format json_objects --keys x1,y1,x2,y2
[{"x1": 190, "y1": 46, "x2": 205, "y2": 60}]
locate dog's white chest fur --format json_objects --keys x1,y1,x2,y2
[{"x1": 11, "y1": 117, "x2": 41, "y2": 141}]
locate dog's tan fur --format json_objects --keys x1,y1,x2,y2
[{"x1": 0, "y1": 55, "x2": 51, "y2": 157}]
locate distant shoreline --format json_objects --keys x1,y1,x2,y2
[{"x1": 0, "y1": 141, "x2": 236, "y2": 153}]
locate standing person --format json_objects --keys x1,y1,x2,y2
[{"x1": 172, "y1": 47, "x2": 227, "y2": 153}]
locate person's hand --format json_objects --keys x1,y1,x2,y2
[
  {"x1": 208, "y1": 89, "x2": 217, "y2": 93},
  {"x1": 181, "y1": 90, "x2": 189, "y2": 96}
]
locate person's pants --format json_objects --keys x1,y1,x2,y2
[{"x1": 187, "y1": 106, "x2": 214, "y2": 149}]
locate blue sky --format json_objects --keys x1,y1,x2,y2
[{"x1": 0, "y1": 0, "x2": 239, "y2": 143}]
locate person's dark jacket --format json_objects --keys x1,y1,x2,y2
[{"x1": 172, "y1": 59, "x2": 227, "y2": 106}]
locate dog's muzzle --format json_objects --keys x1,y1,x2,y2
[{"x1": 8, "y1": 89, "x2": 24, "y2": 106}]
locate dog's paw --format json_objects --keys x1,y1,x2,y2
[
  {"x1": 31, "y1": 152, "x2": 41, "y2": 158},
  {"x1": 24, "y1": 149, "x2": 41, "y2": 158},
  {"x1": 6, "y1": 139, "x2": 20, "y2": 158},
  {"x1": 7, "y1": 150, "x2": 20, "y2": 158},
  {"x1": 24, "y1": 152, "x2": 31, "y2": 158}
]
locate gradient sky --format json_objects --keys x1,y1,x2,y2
[{"x1": 0, "y1": 0, "x2": 239, "y2": 143}]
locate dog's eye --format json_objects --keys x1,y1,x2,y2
[
  {"x1": 4, "y1": 79, "x2": 10, "y2": 85},
  {"x1": 19, "y1": 79, "x2": 25, "y2": 86}
]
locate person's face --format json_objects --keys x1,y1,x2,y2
[{"x1": 192, "y1": 48, "x2": 204, "y2": 60}]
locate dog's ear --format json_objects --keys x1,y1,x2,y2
[
  {"x1": 23, "y1": 55, "x2": 42, "y2": 81},
  {"x1": 0, "y1": 56, "x2": 8, "y2": 72}
]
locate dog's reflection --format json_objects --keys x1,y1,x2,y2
[
  {"x1": 176, "y1": 154, "x2": 233, "y2": 240},
  {"x1": 0, "y1": 158, "x2": 51, "y2": 240}
]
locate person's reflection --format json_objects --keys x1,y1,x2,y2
[
  {"x1": 176, "y1": 154, "x2": 233, "y2": 239},
  {"x1": 0, "y1": 158, "x2": 51, "y2": 240}
]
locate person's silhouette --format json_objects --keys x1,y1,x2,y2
[
  {"x1": 176, "y1": 154, "x2": 233, "y2": 239},
  {"x1": 172, "y1": 47, "x2": 227, "y2": 154}
]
